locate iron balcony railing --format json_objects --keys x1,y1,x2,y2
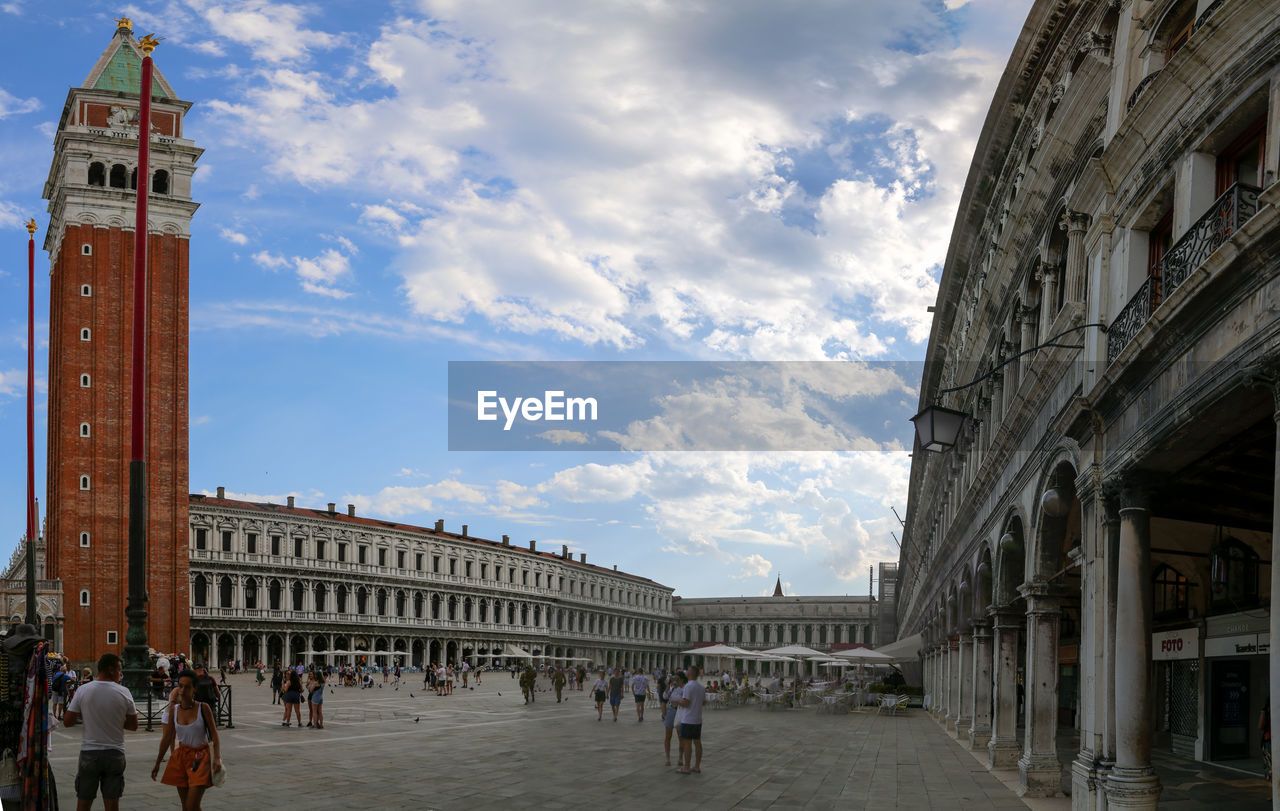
[{"x1": 1107, "y1": 182, "x2": 1260, "y2": 365}]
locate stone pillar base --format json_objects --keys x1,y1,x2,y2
[
  {"x1": 1070, "y1": 756, "x2": 1099, "y2": 811},
  {"x1": 956, "y1": 718, "x2": 972, "y2": 739},
  {"x1": 967, "y1": 726, "x2": 991, "y2": 751},
  {"x1": 1104, "y1": 766, "x2": 1160, "y2": 809},
  {"x1": 945, "y1": 714, "x2": 957, "y2": 731},
  {"x1": 988, "y1": 738, "x2": 1020, "y2": 769},
  {"x1": 1018, "y1": 754, "x2": 1063, "y2": 797}
]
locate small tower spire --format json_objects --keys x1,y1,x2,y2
[{"x1": 773, "y1": 575, "x2": 784, "y2": 597}]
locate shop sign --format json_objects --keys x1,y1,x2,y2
[
  {"x1": 1152, "y1": 627, "x2": 1198, "y2": 660},
  {"x1": 1205, "y1": 632, "x2": 1269, "y2": 658},
  {"x1": 1205, "y1": 611, "x2": 1269, "y2": 637}
]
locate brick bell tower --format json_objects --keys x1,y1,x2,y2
[{"x1": 43, "y1": 18, "x2": 200, "y2": 663}]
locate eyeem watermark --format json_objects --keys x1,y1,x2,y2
[{"x1": 477, "y1": 390, "x2": 598, "y2": 431}]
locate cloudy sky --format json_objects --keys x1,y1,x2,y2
[{"x1": 0, "y1": 0, "x2": 1029, "y2": 599}]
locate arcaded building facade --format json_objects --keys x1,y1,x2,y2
[
  {"x1": 896, "y1": 0, "x2": 1280, "y2": 808},
  {"x1": 188, "y1": 490, "x2": 679, "y2": 673}
]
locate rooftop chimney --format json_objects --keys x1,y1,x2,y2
[
  {"x1": 562, "y1": 544, "x2": 569, "y2": 558},
  {"x1": 529, "y1": 540, "x2": 537, "y2": 552},
  {"x1": 579, "y1": 553, "x2": 586, "y2": 563},
  {"x1": 327, "y1": 502, "x2": 336, "y2": 515},
  {"x1": 502, "y1": 535, "x2": 510, "y2": 546},
  {"x1": 434, "y1": 519, "x2": 444, "y2": 532},
  {"x1": 216, "y1": 486, "x2": 225, "y2": 499},
  {"x1": 347, "y1": 504, "x2": 355, "y2": 517},
  {"x1": 613, "y1": 564, "x2": 618, "y2": 571},
  {"x1": 462, "y1": 524, "x2": 468, "y2": 537},
  {"x1": 287, "y1": 496, "x2": 295, "y2": 508}
]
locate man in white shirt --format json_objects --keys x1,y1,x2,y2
[
  {"x1": 675, "y1": 665, "x2": 707, "y2": 774},
  {"x1": 631, "y1": 670, "x2": 649, "y2": 722},
  {"x1": 64, "y1": 653, "x2": 139, "y2": 811}
]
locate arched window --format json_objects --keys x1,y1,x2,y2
[
  {"x1": 1212, "y1": 538, "x2": 1260, "y2": 608},
  {"x1": 356, "y1": 586, "x2": 368, "y2": 614},
  {"x1": 336, "y1": 584, "x2": 348, "y2": 613},
  {"x1": 79, "y1": 475, "x2": 90, "y2": 490},
  {"x1": 414, "y1": 592, "x2": 424, "y2": 619},
  {"x1": 88, "y1": 162, "x2": 105, "y2": 186},
  {"x1": 376, "y1": 588, "x2": 388, "y2": 615},
  {"x1": 292, "y1": 582, "x2": 305, "y2": 611},
  {"x1": 507, "y1": 603, "x2": 515, "y2": 624},
  {"x1": 219, "y1": 576, "x2": 233, "y2": 608},
  {"x1": 152, "y1": 169, "x2": 170, "y2": 194},
  {"x1": 395, "y1": 590, "x2": 406, "y2": 617},
  {"x1": 193, "y1": 575, "x2": 207, "y2": 607},
  {"x1": 684, "y1": 626, "x2": 691, "y2": 643},
  {"x1": 735, "y1": 625, "x2": 744, "y2": 644},
  {"x1": 109, "y1": 164, "x2": 126, "y2": 188},
  {"x1": 462, "y1": 596, "x2": 472, "y2": 621},
  {"x1": 268, "y1": 580, "x2": 282, "y2": 610},
  {"x1": 447, "y1": 595, "x2": 457, "y2": 620},
  {"x1": 244, "y1": 577, "x2": 257, "y2": 610},
  {"x1": 79, "y1": 423, "x2": 90, "y2": 437},
  {"x1": 315, "y1": 584, "x2": 327, "y2": 613},
  {"x1": 79, "y1": 531, "x2": 91, "y2": 547},
  {"x1": 431, "y1": 593, "x2": 441, "y2": 619},
  {"x1": 477, "y1": 600, "x2": 487, "y2": 622},
  {"x1": 129, "y1": 167, "x2": 137, "y2": 190},
  {"x1": 520, "y1": 604, "x2": 529, "y2": 625}
]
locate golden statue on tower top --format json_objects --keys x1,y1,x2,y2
[
  {"x1": 138, "y1": 33, "x2": 161, "y2": 54},
  {"x1": 114, "y1": 16, "x2": 132, "y2": 32}
]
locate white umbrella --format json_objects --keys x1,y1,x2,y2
[
  {"x1": 833, "y1": 647, "x2": 895, "y2": 663},
  {"x1": 762, "y1": 645, "x2": 827, "y2": 658},
  {"x1": 500, "y1": 644, "x2": 535, "y2": 659},
  {"x1": 681, "y1": 644, "x2": 753, "y2": 657}
]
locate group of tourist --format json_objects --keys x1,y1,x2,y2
[{"x1": 266, "y1": 662, "x2": 326, "y2": 728}]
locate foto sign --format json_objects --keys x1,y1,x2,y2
[{"x1": 1151, "y1": 627, "x2": 1198, "y2": 660}]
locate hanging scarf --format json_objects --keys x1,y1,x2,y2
[{"x1": 18, "y1": 642, "x2": 56, "y2": 810}]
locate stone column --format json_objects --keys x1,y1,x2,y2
[
  {"x1": 1061, "y1": 210, "x2": 1090, "y2": 307},
  {"x1": 1071, "y1": 472, "x2": 1109, "y2": 810},
  {"x1": 969, "y1": 620, "x2": 993, "y2": 751},
  {"x1": 1040, "y1": 263, "x2": 1059, "y2": 329},
  {"x1": 945, "y1": 640, "x2": 958, "y2": 730},
  {"x1": 1018, "y1": 581, "x2": 1062, "y2": 797},
  {"x1": 1104, "y1": 477, "x2": 1161, "y2": 808},
  {"x1": 956, "y1": 633, "x2": 973, "y2": 737},
  {"x1": 234, "y1": 632, "x2": 244, "y2": 666},
  {"x1": 1019, "y1": 307, "x2": 1035, "y2": 377},
  {"x1": 990, "y1": 373, "x2": 1004, "y2": 428},
  {"x1": 989, "y1": 607, "x2": 1021, "y2": 768}
]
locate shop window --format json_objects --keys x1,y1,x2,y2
[
  {"x1": 1215, "y1": 116, "x2": 1266, "y2": 195},
  {"x1": 1211, "y1": 537, "x2": 1260, "y2": 608}
]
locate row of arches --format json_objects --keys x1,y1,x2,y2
[
  {"x1": 86, "y1": 162, "x2": 169, "y2": 194},
  {"x1": 684, "y1": 621, "x2": 873, "y2": 647},
  {"x1": 191, "y1": 573, "x2": 674, "y2": 642}
]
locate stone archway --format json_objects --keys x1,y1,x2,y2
[{"x1": 191, "y1": 632, "x2": 210, "y2": 665}]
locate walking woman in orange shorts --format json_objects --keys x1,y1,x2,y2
[{"x1": 152, "y1": 671, "x2": 222, "y2": 810}]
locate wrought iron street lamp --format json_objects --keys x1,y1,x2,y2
[{"x1": 910, "y1": 322, "x2": 1109, "y2": 452}]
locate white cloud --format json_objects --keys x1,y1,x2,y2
[
  {"x1": 199, "y1": 487, "x2": 317, "y2": 504},
  {"x1": 536, "y1": 429, "x2": 590, "y2": 445},
  {"x1": 0, "y1": 87, "x2": 38, "y2": 119},
  {"x1": 347, "y1": 479, "x2": 488, "y2": 517},
  {"x1": 190, "y1": 40, "x2": 226, "y2": 56},
  {"x1": 200, "y1": 1, "x2": 1021, "y2": 356},
  {"x1": 219, "y1": 227, "x2": 248, "y2": 245},
  {"x1": 192, "y1": 415, "x2": 212, "y2": 425},
  {"x1": 734, "y1": 553, "x2": 772, "y2": 579},
  {"x1": 0, "y1": 369, "x2": 20, "y2": 397},
  {"x1": 251, "y1": 246, "x2": 354, "y2": 297}
]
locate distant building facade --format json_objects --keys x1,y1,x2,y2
[{"x1": 187, "y1": 490, "x2": 679, "y2": 672}]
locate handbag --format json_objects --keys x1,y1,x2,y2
[
  {"x1": 211, "y1": 762, "x2": 226, "y2": 788},
  {"x1": 0, "y1": 748, "x2": 17, "y2": 786}
]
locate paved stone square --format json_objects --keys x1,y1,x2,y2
[{"x1": 49, "y1": 672, "x2": 1030, "y2": 809}]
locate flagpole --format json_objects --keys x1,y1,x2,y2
[
  {"x1": 124, "y1": 32, "x2": 159, "y2": 696},
  {"x1": 25, "y1": 219, "x2": 37, "y2": 627}
]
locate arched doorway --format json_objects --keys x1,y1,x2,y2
[
  {"x1": 411, "y1": 640, "x2": 424, "y2": 668},
  {"x1": 266, "y1": 634, "x2": 283, "y2": 667},
  {"x1": 446, "y1": 640, "x2": 458, "y2": 664},
  {"x1": 242, "y1": 634, "x2": 260, "y2": 666},
  {"x1": 429, "y1": 640, "x2": 442, "y2": 666},
  {"x1": 216, "y1": 634, "x2": 235, "y2": 666},
  {"x1": 191, "y1": 632, "x2": 210, "y2": 664}
]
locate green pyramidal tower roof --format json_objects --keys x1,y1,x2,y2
[{"x1": 82, "y1": 23, "x2": 178, "y2": 100}]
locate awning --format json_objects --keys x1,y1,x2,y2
[{"x1": 873, "y1": 633, "x2": 924, "y2": 662}]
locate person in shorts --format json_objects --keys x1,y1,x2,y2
[
  {"x1": 675, "y1": 666, "x2": 706, "y2": 774},
  {"x1": 631, "y1": 670, "x2": 649, "y2": 722},
  {"x1": 608, "y1": 668, "x2": 625, "y2": 722},
  {"x1": 64, "y1": 652, "x2": 139, "y2": 811},
  {"x1": 592, "y1": 670, "x2": 608, "y2": 721},
  {"x1": 664, "y1": 672, "x2": 685, "y2": 767}
]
